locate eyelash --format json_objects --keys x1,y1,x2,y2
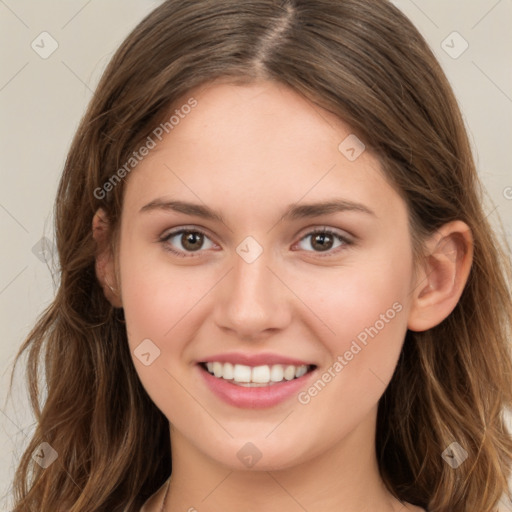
[{"x1": 159, "y1": 226, "x2": 353, "y2": 258}]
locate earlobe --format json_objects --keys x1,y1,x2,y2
[
  {"x1": 407, "y1": 220, "x2": 473, "y2": 332},
  {"x1": 92, "y1": 208, "x2": 123, "y2": 308}
]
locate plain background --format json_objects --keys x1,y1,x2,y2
[{"x1": 0, "y1": 1, "x2": 511, "y2": 510}]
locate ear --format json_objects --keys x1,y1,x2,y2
[
  {"x1": 407, "y1": 220, "x2": 473, "y2": 332},
  {"x1": 92, "y1": 208, "x2": 123, "y2": 308}
]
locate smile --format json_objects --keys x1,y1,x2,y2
[
  {"x1": 196, "y1": 358, "x2": 318, "y2": 409},
  {"x1": 201, "y1": 362, "x2": 314, "y2": 386}
]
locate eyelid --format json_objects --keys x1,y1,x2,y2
[
  {"x1": 160, "y1": 225, "x2": 214, "y2": 241},
  {"x1": 296, "y1": 225, "x2": 354, "y2": 242}
]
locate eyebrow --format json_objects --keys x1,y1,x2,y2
[{"x1": 139, "y1": 198, "x2": 376, "y2": 223}]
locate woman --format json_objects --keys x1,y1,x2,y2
[{"x1": 10, "y1": 1, "x2": 512, "y2": 511}]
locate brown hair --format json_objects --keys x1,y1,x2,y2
[{"x1": 9, "y1": 0, "x2": 512, "y2": 510}]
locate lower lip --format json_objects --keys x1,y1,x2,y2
[{"x1": 197, "y1": 364, "x2": 317, "y2": 409}]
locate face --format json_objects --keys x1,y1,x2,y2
[{"x1": 115, "y1": 80, "x2": 418, "y2": 470}]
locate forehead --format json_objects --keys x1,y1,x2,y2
[
  {"x1": 169, "y1": 79, "x2": 350, "y2": 151},
  {"x1": 121, "y1": 80, "x2": 402, "y2": 223}
]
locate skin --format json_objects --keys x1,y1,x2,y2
[{"x1": 93, "y1": 80, "x2": 473, "y2": 512}]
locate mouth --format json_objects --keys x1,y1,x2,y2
[
  {"x1": 198, "y1": 361, "x2": 317, "y2": 387},
  {"x1": 196, "y1": 352, "x2": 319, "y2": 408}
]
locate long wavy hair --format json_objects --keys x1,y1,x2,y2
[{"x1": 9, "y1": 0, "x2": 512, "y2": 510}]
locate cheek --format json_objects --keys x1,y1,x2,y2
[
  {"x1": 118, "y1": 246, "x2": 207, "y2": 415},
  {"x1": 298, "y1": 253, "x2": 413, "y2": 412},
  {"x1": 118, "y1": 233, "x2": 204, "y2": 336},
  {"x1": 307, "y1": 257, "x2": 412, "y2": 352}
]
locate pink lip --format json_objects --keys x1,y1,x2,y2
[
  {"x1": 198, "y1": 352, "x2": 314, "y2": 367},
  {"x1": 196, "y1": 363, "x2": 318, "y2": 409}
]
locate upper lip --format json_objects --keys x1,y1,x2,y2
[{"x1": 198, "y1": 352, "x2": 316, "y2": 367}]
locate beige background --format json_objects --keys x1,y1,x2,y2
[{"x1": 0, "y1": 1, "x2": 511, "y2": 510}]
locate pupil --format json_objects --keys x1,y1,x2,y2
[
  {"x1": 183, "y1": 232, "x2": 202, "y2": 251},
  {"x1": 313, "y1": 233, "x2": 332, "y2": 251}
]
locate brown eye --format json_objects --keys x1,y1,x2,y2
[
  {"x1": 160, "y1": 228, "x2": 215, "y2": 257},
  {"x1": 310, "y1": 232, "x2": 334, "y2": 252},
  {"x1": 181, "y1": 231, "x2": 204, "y2": 251},
  {"x1": 296, "y1": 228, "x2": 352, "y2": 255}
]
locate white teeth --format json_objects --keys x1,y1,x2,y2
[
  {"x1": 233, "y1": 364, "x2": 251, "y2": 383},
  {"x1": 252, "y1": 365, "x2": 270, "y2": 383},
  {"x1": 270, "y1": 365, "x2": 284, "y2": 382},
  {"x1": 295, "y1": 365, "x2": 308, "y2": 378},
  {"x1": 283, "y1": 365, "x2": 296, "y2": 381},
  {"x1": 203, "y1": 362, "x2": 311, "y2": 384},
  {"x1": 213, "y1": 362, "x2": 223, "y2": 378},
  {"x1": 222, "y1": 362, "x2": 234, "y2": 380}
]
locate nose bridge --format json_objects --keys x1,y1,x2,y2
[
  {"x1": 232, "y1": 250, "x2": 271, "y2": 302},
  {"x1": 214, "y1": 243, "x2": 290, "y2": 337}
]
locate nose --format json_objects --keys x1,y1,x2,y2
[{"x1": 213, "y1": 248, "x2": 292, "y2": 341}]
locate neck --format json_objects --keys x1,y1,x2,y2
[{"x1": 162, "y1": 410, "x2": 408, "y2": 512}]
